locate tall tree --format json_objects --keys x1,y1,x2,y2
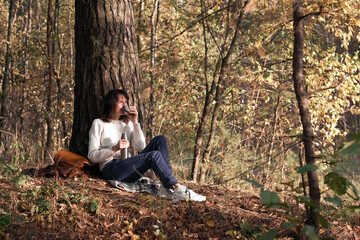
[
  {"x1": 70, "y1": 0, "x2": 144, "y2": 156},
  {"x1": 293, "y1": 0, "x2": 320, "y2": 229}
]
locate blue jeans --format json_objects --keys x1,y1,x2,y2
[{"x1": 101, "y1": 135, "x2": 179, "y2": 189}]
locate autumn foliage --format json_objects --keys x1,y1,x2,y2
[{"x1": 0, "y1": 0, "x2": 360, "y2": 239}]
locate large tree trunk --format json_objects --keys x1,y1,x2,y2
[
  {"x1": 70, "y1": 0, "x2": 144, "y2": 156},
  {"x1": 293, "y1": 0, "x2": 320, "y2": 229}
]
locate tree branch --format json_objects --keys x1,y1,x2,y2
[
  {"x1": 140, "y1": 5, "x2": 234, "y2": 53},
  {"x1": 300, "y1": 4, "x2": 323, "y2": 20}
]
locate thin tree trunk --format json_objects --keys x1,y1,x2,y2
[
  {"x1": 63, "y1": 0, "x2": 73, "y2": 148},
  {"x1": 198, "y1": 0, "x2": 209, "y2": 182},
  {"x1": 149, "y1": 0, "x2": 159, "y2": 140},
  {"x1": 192, "y1": 0, "x2": 233, "y2": 181},
  {"x1": 52, "y1": 0, "x2": 68, "y2": 148},
  {"x1": 136, "y1": 0, "x2": 145, "y2": 52},
  {"x1": 267, "y1": 95, "x2": 281, "y2": 165},
  {"x1": 68, "y1": 0, "x2": 74, "y2": 82},
  {"x1": 0, "y1": 0, "x2": 17, "y2": 145},
  {"x1": 44, "y1": 0, "x2": 54, "y2": 161},
  {"x1": 199, "y1": 1, "x2": 248, "y2": 183},
  {"x1": 20, "y1": 0, "x2": 32, "y2": 136},
  {"x1": 191, "y1": 0, "x2": 220, "y2": 182},
  {"x1": 293, "y1": 0, "x2": 320, "y2": 229},
  {"x1": 299, "y1": 146, "x2": 310, "y2": 220}
]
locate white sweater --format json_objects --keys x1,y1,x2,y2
[{"x1": 87, "y1": 119, "x2": 146, "y2": 171}]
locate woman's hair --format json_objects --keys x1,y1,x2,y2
[{"x1": 100, "y1": 89, "x2": 130, "y2": 122}]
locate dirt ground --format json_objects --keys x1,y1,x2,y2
[{"x1": 1, "y1": 171, "x2": 359, "y2": 240}]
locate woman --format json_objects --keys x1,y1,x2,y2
[{"x1": 88, "y1": 89, "x2": 206, "y2": 202}]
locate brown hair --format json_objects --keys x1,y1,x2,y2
[{"x1": 100, "y1": 89, "x2": 130, "y2": 122}]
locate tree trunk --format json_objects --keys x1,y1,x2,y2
[
  {"x1": 197, "y1": 1, "x2": 248, "y2": 183},
  {"x1": 197, "y1": 0, "x2": 209, "y2": 183},
  {"x1": 0, "y1": 0, "x2": 17, "y2": 145},
  {"x1": 70, "y1": 0, "x2": 144, "y2": 156},
  {"x1": 44, "y1": 0, "x2": 54, "y2": 161},
  {"x1": 52, "y1": 0, "x2": 68, "y2": 148},
  {"x1": 148, "y1": 0, "x2": 159, "y2": 140},
  {"x1": 20, "y1": 0, "x2": 32, "y2": 136},
  {"x1": 267, "y1": 95, "x2": 281, "y2": 165},
  {"x1": 64, "y1": 0, "x2": 74, "y2": 148},
  {"x1": 136, "y1": 0, "x2": 145, "y2": 52},
  {"x1": 293, "y1": 0, "x2": 320, "y2": 229},
  {"x1": 191, "y1": 0, "x2": 220, "y2": 182}
]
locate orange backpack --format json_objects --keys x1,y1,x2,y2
[{"x1": 38, "y1": 149, "x2": 97, "y2": 178}]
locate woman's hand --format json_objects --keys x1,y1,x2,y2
[
  {"x1": 127, "y1": 106, "x2": 138, "y2": 123},
  {"x1": 112, "y1": 139, "x2": 130, "y2": 154}
]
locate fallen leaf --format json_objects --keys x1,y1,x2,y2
[{"x1": 206, "y1": 219, "x2": 215, "y2": 227}]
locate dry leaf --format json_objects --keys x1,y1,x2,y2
[{"x1": 206, "y1": 219, "x2": 215, "y2": 227}]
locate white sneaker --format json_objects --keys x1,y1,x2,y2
[{"x1": 170, "y1": 185, "x2": 206, "y2": 203}]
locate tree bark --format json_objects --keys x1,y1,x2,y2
[
  {"x1": 0, "y1": 0, "x2": 17, "y2": 144},
  {"x1": 70, "y1": 0, "x2": 144, "y2": 156},
  {"x1": 267, "y1": 95, "x2": 281, "y2": 165},
  {"x1": 20, "y1": 0, "x2": 32, "y2": 136},
  {"x1": 136, "y1": 0, "x2": 145, "y2": 52},
  {"x1": 44, "y1": 0, "x2": 55, "y2": 160},
  {"x1": 293, "y1": 0, "x2": 320, "y2": 229},
  {"x1": 52, "y1": 0, "x2": 69, "y2": 148},
  {"x1": 148, "y1": 0, "x2": 159, "y2": 140}
]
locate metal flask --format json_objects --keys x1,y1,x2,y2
[{"x1": 121, "y1": 133, "x2": 129, "y2": 159}]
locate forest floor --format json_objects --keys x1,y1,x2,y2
[{"x1": 0, "y1": 166, "x2": 359, "y2": 240}]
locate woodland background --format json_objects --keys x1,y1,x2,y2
[{"x1": 0, "y1": 0, "x2": 360, "y2": 239}]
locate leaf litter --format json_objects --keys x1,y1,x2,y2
[{"x1": 0, "y1": 173, "x2": 359, "y2": 239}]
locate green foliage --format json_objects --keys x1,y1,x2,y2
[
  {"x1": 258, "y1": 229, "x2": 278, "y2": 240},
  {"x1": 245, "y1": 178, "x2": 263, "y2": 188},
  {"x1": 260, "y1": 190, "x2": 288, "y2": 209},
  {"x1": 229, "y1": 220, "x2": 267, "y2": 239},
  {"x1": 0, "y1": 165, "x2": 29, "y2": 186},
  {"x1": 324, "y1": 195, "x2": 343, "y2": 207},
  {"x1": 281, "y1": 221, "x2": 296, "y2": 230},
  {"x1": 0, "y1": 205, "x2": 11, "y2": 227},
  {"x1": 317, "y1": 214, "x2": 329, "y2": 229},
  {"x1": 295, "y1": 195, "x2": 317, "y2": 208},
  {"x1": 295, "y1": 164, "x2": 318, "y2": 173},
  {"x1": 35, "y1": 198, "x2": 51, "y2": 214},
  {"x1": 66, "y1": 192, "x2": 89, "y2": 204},
  {"x1": 324, "y1": 172, "x2": 348, "y2": 195},
  {"x1": 0, "y1": 215, "x2": 11, "y2": 227},
  {"x1": 335, "y1": 134, "x2": 360, "y2": 157},
  {"x1": 89, "y1": 199, "x2": 99, "y2": 215},
  {"x1": 324, "y1": 172, "x2": 359, "y2": 200},
  {"x1": 300, "y1": 225, "x2": 319, "y2": 240}
]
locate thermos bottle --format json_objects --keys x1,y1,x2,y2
[{"x1": 121, "y1": 133, "x2": 129, "y2": 159}]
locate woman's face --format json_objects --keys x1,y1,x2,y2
[{"x1": 113, "y1": 94, "x2": 128, "y2": 116}]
